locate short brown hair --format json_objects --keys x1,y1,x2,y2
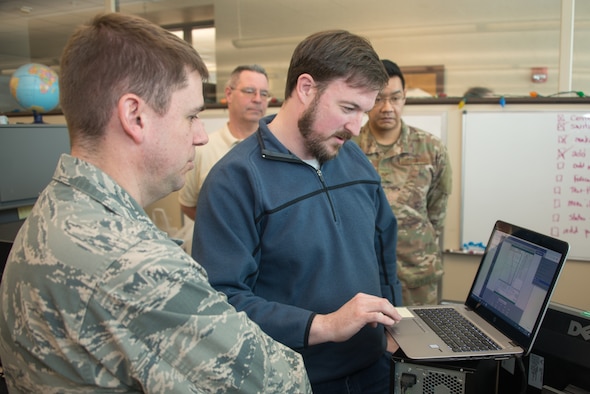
[
  {"x1": 59, "y1": 13, "x2": 209, "y2": 146},
  {"x1": 226, "y1": 64, "x2": 268, "y2": 89},
  {"x1": 284, "y1": 30, "x2": 387, "y2": 99}
]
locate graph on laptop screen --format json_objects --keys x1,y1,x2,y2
[{"x1": 471, "y1": 229, "x2": 563, "y2": 337}]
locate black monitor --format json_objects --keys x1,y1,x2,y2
[{"x1": 0, "y1": 124, "x2": 70, "y2": 211}]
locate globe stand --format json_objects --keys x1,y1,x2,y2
[{"x1": 32, "y1": 110, "x2": 46, "y2": 124}]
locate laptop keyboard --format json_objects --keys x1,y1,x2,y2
[{"x1": 414, "y1": 308, "x2": 502, "y2": 352}]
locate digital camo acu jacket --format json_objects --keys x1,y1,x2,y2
[
  {"x1": 0, "y1": 154, "x2": 310, "y2": 394},
  {"x1": 354, "y1": 120, "x2": 452, "y2": 290}
]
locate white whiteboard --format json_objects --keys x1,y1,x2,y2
[
  {"x1": 461, "y1": 111, "x2": 590, "y2": 260},
  {"x1": 403, "y1": 112, "x2": 447, "y2": 142}
]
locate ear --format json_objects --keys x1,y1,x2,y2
[
  {"x1": 118, "y1": 93, "x2": 146, "y2": 144},
  {"x1": 224, "y1": 85, "x2": 233, "y2": 105},
  {"x1": 295, "y1": 73, "x2": 316, "y2": 104},
  {"x1": 225, "y1": 85, "x2": 233, "y2": 97}
]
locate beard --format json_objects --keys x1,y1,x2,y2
[{"x1": 298, "y1": 95, "x2": 352, "y2": 165}]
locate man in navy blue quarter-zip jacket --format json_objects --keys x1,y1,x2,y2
[{"x1": 193, "y1": 29, "x2": 403, "y2": 394}]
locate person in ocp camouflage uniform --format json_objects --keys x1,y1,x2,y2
[
  {"x1": 0, "y1": 13, "x2": 311, "y2": 393},
  {"x1": 353, "y1": 60, "x2": 452, "y2": 306}
]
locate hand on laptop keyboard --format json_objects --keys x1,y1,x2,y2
[{"x1": 308, "y1": 293, "x2": 402, "y2": 345}]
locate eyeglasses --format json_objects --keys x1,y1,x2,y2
[
  {"x1": 373, "y1": 94, "x2": 405, "y2": 107},
  {"x1": 231, "y1": 87, "x2": 271, "y2": 100}
]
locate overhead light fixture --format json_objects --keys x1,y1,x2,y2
[
  {"x1": 232, "y1": 36, "x2": 303, "y2": 49},
  {"x1": 231, "y1": 24, "x2": 475, "y2": 49},
  {"x1": 231, "y1": 20, "x2": 563, "y2": 50}
]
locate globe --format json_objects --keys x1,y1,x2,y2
[{"x1": 9, "y1": 63, "x2": 60, "y2": 121}]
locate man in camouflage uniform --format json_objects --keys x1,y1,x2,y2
[
  {"x1": 0, "y1": 13, "x2": 311, "y2": 393},
  {"x1": 354, "y1": 60, "x2": 452, "y2": 306}
]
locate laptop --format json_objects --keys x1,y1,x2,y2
[{"x1": 387, "y1": 220, "x2": 569, "y2": 361}]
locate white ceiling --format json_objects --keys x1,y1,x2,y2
[
  {"x1": 1, "y1": 0, "x2": 588, "y2": 99},
  {"x1": 0, "y1": 0, "x2": 214, "y2": 73},
  {"x1": 1, "y1": 0, "x2": 572, "y2": 75}
]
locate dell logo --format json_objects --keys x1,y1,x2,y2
[{"x1": 567, "y1": 321, "x2": 590, "y2": 341}]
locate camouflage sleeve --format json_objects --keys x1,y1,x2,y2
[
  {"x1": 88, "y1": 241, "x2": 311, "y2": 393},
  {"x1": 426, "y1": 143, "x2": 452, "y2": 236}
]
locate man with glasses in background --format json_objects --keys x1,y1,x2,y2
[
  {"x1": 354, "y1": 59, "x2": 452, "y2": 306},
  {"x1": 178, "y1": 64, "x2": 269, "y2": 253},
  {"x1": 179, "y1": 65, "x2": 269, "y2": 215}
]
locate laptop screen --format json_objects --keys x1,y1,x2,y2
[{"x1": 465, "y1": 220, "x2": 569, "y2": 354}]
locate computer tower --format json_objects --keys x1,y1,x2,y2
[{"x1": 391, "y1": 355, "x2": 498, "y2": 394}]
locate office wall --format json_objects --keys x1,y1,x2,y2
[{"x1": 32, "y1": 106, "x2": 590, "y2": 311}]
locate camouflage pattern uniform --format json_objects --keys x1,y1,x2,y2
[
  {"x1": 354, "y1": 120, "x2": 452, "y2": 305},
  {"x1": 0, "y1": 154, "x2": 311, "y2": 393}
]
